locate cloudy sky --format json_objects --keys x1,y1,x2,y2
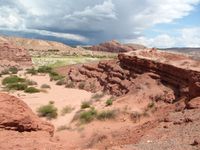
[{"x1": 0, "y1": 0, "x2": 200, "y2": 47}]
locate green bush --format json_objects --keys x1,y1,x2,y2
[
  {"x1": 61, "y1": 105, "x2": 75, "y2": 116},
  {"x1": 38, "y1": 66, "x2": 52, "y2": 73},
  {"x1": 81, "y1": 101, "x2": 91, "y2": 109},
  {"x1": 26, "y1": 68, "x2": 38, "y2": 75},
  {"x1": 91, "y1": 93, "x2": 104, "y2": 100},
  {"x1": 41, "y1": 84, "x2": 51, "y2": 89},
  {"x1": 106, "y1": 99, "x2": 113, "y2": 106},
  {"x1": 49, "y1": 71, "x2": 64, "y2": 81},
  {"x1": 97, "y1": 110, "x2": 116, "y2": 120},
  {"x1": 80, "y1": 108, "x2": 97, "y2": 123},
  {"x1": 6, "y1": 83, "x2": 28, "y2": 91},
  {"x1": 9, "y1": 67, "x2": 18, "y2": 74},
  {"x1": 2, "y1": 75, "x2": 26, "y2": 85},
  {"x1": 37, "y1": 103, "x2": 58, "y2": 119},
  {"x1": 25, "y1": 87, "x2": 40, "y2": 93}
]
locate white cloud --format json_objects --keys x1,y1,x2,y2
[
  {"x1": 127, "y1": 27, "x2": 200, "y2": 48},
  {"x1": 0, "y1": 0, "x2": 200, "y2": 45}
]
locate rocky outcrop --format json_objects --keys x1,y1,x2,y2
[
  {"x1": 0, "y1": 42, "x2": 32, "y2": 71},
  {"x1": 91, "y1": 40, "x2": 146, "y2": 53},
  {"x1": 0, "y1": 93, "x2": 54, "y2": 135},
  {"x1": 63, "y1": 49, "x2": 200, "y2": 101}
]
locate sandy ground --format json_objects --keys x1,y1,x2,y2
[{"x1": 0, "y1": 72, "x2": 93, "y2": 129}]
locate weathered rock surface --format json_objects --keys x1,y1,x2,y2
[
  {"x1": 91, "y1": 40, "x2": 146, "y2": 53},
  {"x1": 0, "y1": 93, "x2": 54, "y2": 135},
  {"x1": 59, "y1": 49, "x2": 200, "y2": 101},
  {"x1": 0, "y1": 42, "x2": 32, "y2": 71}
]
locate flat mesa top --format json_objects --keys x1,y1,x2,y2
[{"x1": 124, "y1": 49, "x2": 200, "y2": 72}]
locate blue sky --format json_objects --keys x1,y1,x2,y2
[{"x1": 0, "y1": 0, "x2": 200, "y2": 48}]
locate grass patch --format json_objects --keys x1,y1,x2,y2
[
  {"x1": 25, "y1": 87, "x2": 40, "y2": 93},
  {"x1": 97, "y1": 110, "x2": 116, "y2": 120},
  {"x1": 49, "y1": 71, "x2": 64, "y2": 81},
  {"x1": 80, "y1": 107, "x2": 97, "y2": 123},
  {"x1": 106, "y1": 99, "x2": 113, "y2": 106},
  {"x1": 61, "y1": 105, "x2": 75, "y2": 116},
  {"x1": 81, "y1": 101, "x2": 91, "y2": 109},
  {"x1": 37, "y1": 66, "x2": 52, "y2": 73},
  {"x1": 37, "y1": 102, "x2": 58, "y2": 120}
]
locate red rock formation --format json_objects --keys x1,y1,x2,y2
[
  {"x1": 0, "y1": 42, "x2": 32, "y2": 70},
  {"x1": 0, "y1": 93, "x2": 54, "y2": 135},
  {"x1": 61, "y1": 49, "x2": 200, "y2": 101},
  {"x1": 91, "y1": 40, "x2": 146, "y2": 53}
]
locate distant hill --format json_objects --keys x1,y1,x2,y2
[{"x1": 161, "y1": 48, "x2": 200, "y2": 60}]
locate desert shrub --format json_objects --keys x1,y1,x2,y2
[
  {"x1": 106, "y1": 99, "x2": 113, "y2": 106},
  {"x1": 61, "y1": 105, "x2": 75, "y2": 116},
  {"x1": 6, "y1": 83, "x2": 28, "y2": 91},
  {"x1": 38, "y1": 66, "x2": 52, "y2": 73},
  {"x1": 81, "y1": 101, "x2": 91, "y2": 109},
  {"x1": 9, "y1": 67, "x2": 18, "y2": 74},
  {"x1": 41, "y1": 84, "x2": 51, "y2": 89},
  {"x1": 56, "y1": 79, "x2": 66, "y2": 86},
  {"x1": 49, "y1": 101, "x2": 55, "y2": 104},
  {"x1": 49, "y1": 71, "x2": 64, "y2": 81},
  {"x1": 2, "y1": 75, "x2": 26, "y2": 85},
  {"x1": 97, "y1": 110, "x2": 116, "y2": 120},
  {"x1": 65, "y1": 81, "x2": 75, "y2": 88},
  {"x1": 25, "y1": 87, "x2": 40, "y2": 93},
  {"x1": 26, "y1": 68, "x2": 38, "y2": 75},
  {"x1": 78, "y1": 82, "x2": 85, "y2": 89},
  {"x1": 37, "y1": 103, "x2": 58, "y2": 119},
  {"x1": 26, "y1": 79, "x2": 38, "y2": 85},
  {"x1": 80, "y1": 107, "x2": 97, "y2": 123}
]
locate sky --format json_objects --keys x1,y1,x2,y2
[{"x1": 0, "y1": 0, "x2": 200, "y2": 48}]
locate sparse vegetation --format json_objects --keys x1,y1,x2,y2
[
  {"x1": 41, "y1": 84, "x2": 51, "y2": 89},
  {"x1": 106, "y1": 99, "x2": 113, "y2": 106},
  {"x1": 26, "y1": 79, "x2": 38, "y2": 85},
  {"x1": 37, "y1": 102, "x2": 58, "y2": 119},
  {"x1": 26, "y1": 67, "x2": 38, "y2": 75},
  {"x1": 97, "y1": 110, "x2": 116, "y2": 120},
  {"x1": 147, "y1": 101, "x2": 155, "y2": 109},
  {"x1": 49, "y1": 71, "x2": 64, "y2": 81},
  {"x1": 61, "y1": 105, "x2": 75, "y2": 116},
  {"x1": 37, "y1": 66, "x2": 52, "y2": 73},
  {"x1": 1, "y1": 69, "x2": 9, "y2": 75},
  {"x1": 25, "y1": 87, "x2": 40, "y2": 93},
  {"x1": 79, "y1": 107, "x2": 97, "y2": 123},
  {"x1": 130, "y1": 111, "x2": 141, "y2": 123},
  {"x1": 81, "y1": 101, "x2": 91, "y2": 109}
]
